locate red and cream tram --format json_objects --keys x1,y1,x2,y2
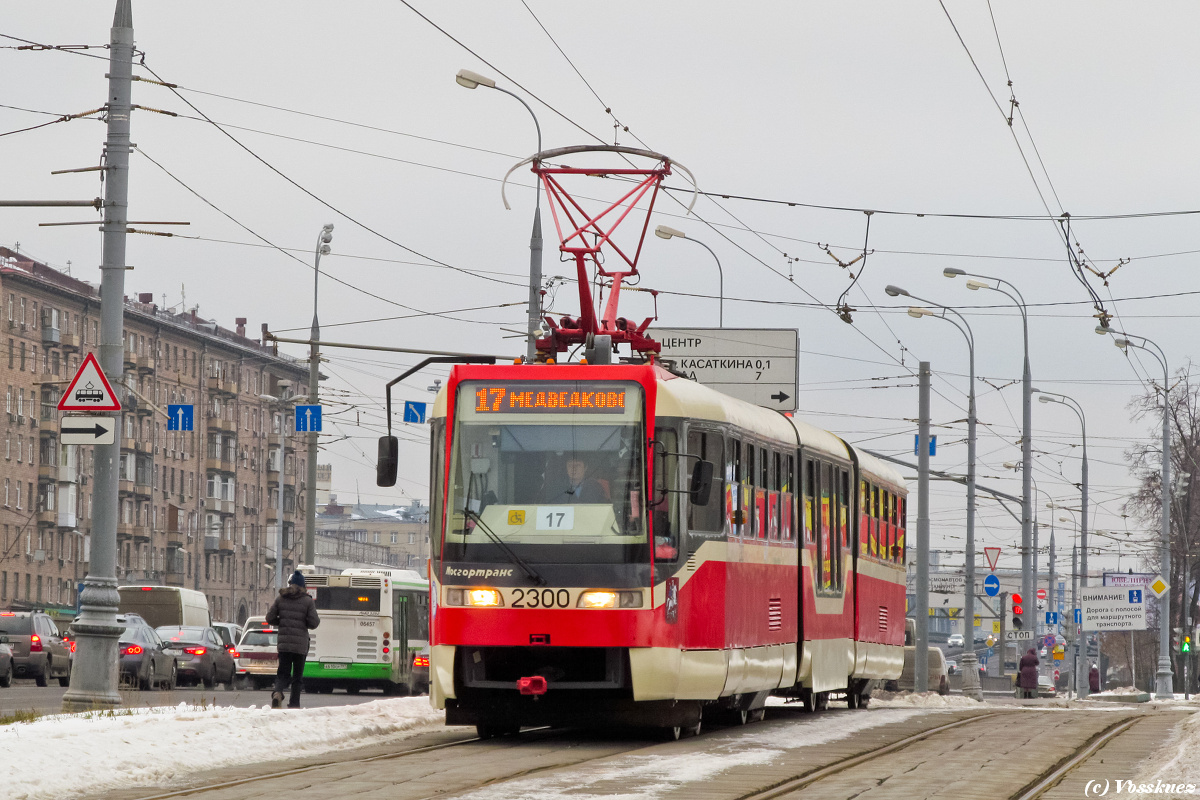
[{"x1": 420, "y1": 361, "x2": 907, "y2": 736}]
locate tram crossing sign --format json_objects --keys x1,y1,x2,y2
[
  {"x1": 58, "y1": 352, "x2": 121, "y2": 411},
  {"x1": 651, "y1": 328, "x2": 799, "y2": 411},
  {"x1": 167, "y1": 404, "x2": 194, "y2": 431}
]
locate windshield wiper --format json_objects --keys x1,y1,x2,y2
[{"x1": 462, "y1": 474, "x2": 546, "y2": 586}]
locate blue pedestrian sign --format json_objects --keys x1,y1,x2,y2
[
  {"x1": 295, "y1": 405, "x2": 322, "y2": 432},
  {"x1": 1128, "y1": 589, "x2": 1143, "y2": 604},
  {"x1": 1045, "y1": 611, "x2": 1059, "y2": 624},
  {"x1": 913, "y1": 435, "x2": 937, "y2": 456},
  {"x1": 167, "y1": 404, "x2": 194, "y2": 431},
  {"x1": 403, "y1": 401, "x2": 427, "y2": 424},
  {"x1": 983, "y1": 574, "x2": 1000, "y2": 597}
]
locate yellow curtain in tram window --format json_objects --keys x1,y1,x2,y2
[
  {"x1": 821, "y1": 496, "x2": 831, "y2": 584},
  {"x1": 839, "y1": 505, "x2": 848, "y2": 549},
  {"x1": 805, "y1": 498, "x2": 814, "y2": 540}
]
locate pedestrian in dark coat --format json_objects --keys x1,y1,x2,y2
[
  {"x1": 266, "y1": 570, "x2": 320, "y2": 708},
  {"x1": 1089, "y1": 665, "x2": 1101, "y2": 694},
  {"x1": 1018, "y1": 648, "x2": 1040, "y2": 698}
]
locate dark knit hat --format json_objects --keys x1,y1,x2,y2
[{"x1": 289, "y1": 570, "x2": 306, "y2": 587}]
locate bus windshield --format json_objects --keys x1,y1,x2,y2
[
  {"x1": 443, "y1": 380, "x2": 648, "y2": 566},
  {"x1": 314, "y1": 587, "x2": 382, "y2": 612}
]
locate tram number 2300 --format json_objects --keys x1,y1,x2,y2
[{"x1": 512, "y1": 588, "x2": 572, "y2": 608}]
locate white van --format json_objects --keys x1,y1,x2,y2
[{"x1": 117, "y1": 586, "x2": 211, "y2": 629}]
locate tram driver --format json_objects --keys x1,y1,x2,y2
[{"x1": 541, "y1": 454, "x2": 610, "y2": 504}]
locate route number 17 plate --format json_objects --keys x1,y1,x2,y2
[{"x1": 536, "y1": 507, "x2": 575, "y2": 531}]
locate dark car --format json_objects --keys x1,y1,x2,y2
[
  {"x1": 157, "y1": 625, "x2": 235, "y2": 689},
  {"x1": 0, "y1": 610, "x2": 70, "y2": 686},
  {"x1": 117, "y1": 615, "x2": 176, "y2": 690},
  {"x1": 0, "y1": 638, "x2": 13, "y2": 687},
  {"x1": 411, "y1": 647, "x2": 430, "y2": 695}
]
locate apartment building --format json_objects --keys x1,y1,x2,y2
[
  {"x1": 315, "y1": 497, "x2": 430, "y2": 574},
  {"x1": 0, "y1": 246, "x2": 311, "y2": 626}
]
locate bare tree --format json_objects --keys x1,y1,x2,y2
[{"x1": 1126, "y1": 362, "x2": 1200, "y2": 689}]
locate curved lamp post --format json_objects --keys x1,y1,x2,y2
[
  {"x1": 655, "y1": 225, "x2": 724, "y2": 327},
  {"x1": 306, "y1": 224, "x2": 332, "y2": 566},
  {"x1": 946, "y1": 267, "x2": 1035, "y2": 641},
  {"x1": 1097, "y1": 325, "x2": 1173, "y2": 699},
  {"x1": 886, "y1": 284, "x2": 982, "y2": 701},
  {"x1": 457, "y1": 69, "x2": 543, "y2": 362}
]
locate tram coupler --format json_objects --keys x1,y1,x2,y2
[{"x1": 517, "y1": 676, "x2": 548, "y2": 696}]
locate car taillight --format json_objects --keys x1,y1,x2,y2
[
  {"x1": 227, "y1": 648, "x2": 239, "y2": 657},
  {"x1": 413, "y1": 654, "x2": 429, "y2": 668},
  {"x1": 70, "y1": 641, "x2": 76, "y2": 653},
  {"x1": 122, "y1": 645, "x2": 143, "y2": 656},
  {"x1": 184, "y1": 647, "x2": 206, "y2": 655},
  {"x1": 30, "y1": 634, "x2": 43, "y2": 653}
]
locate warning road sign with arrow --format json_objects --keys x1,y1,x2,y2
[
  {"x1": 58, "y1": 352, "x2": 121, "y2": 412},
  {"x1": 60, "y1": 416, "x2": 116, "y2": 445}
]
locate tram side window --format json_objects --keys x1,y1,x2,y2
[
  {"x1": 732, "y1": 439, "x2": 743, "y2": 536},
  {"x1": 804, "y1": 458, "x2": 816, "y2": 543},
  {"x1": 429, "y1": 419, "x2": 446, "y2": 566},
  {"x1": 819, "y1": 461, "x2": 833, "y2": 590},
  {"x1": 838, "y1": 468, "x2": 851, "y2": 589},
  {"x1": 686, "y1": 430, "x2": 725, "y2": 533},
  {"x1": 783, "y1": 454, "x2": 796, "y2": 542},
  {"x1": 871, "y1": 485, "x2": 880, "y2": 558},
  {"x1": 772, "y1": 451, "x2": 782, "y2": 541},
  {"x1": 653, "y1": 427, "x2": 681, "y2": 559},
  {"x1": 879, "y1": 490, "x2": 891, "y2": 562},
  {"x1": 758, "y1": 446, "x2": 769, "y2": 540},
  {"x1": 895, "y1": 495, "x2": 906, "y2": 562},
  {"x1": 745, "y1": 444, "x2": 756, "y2": 539}
]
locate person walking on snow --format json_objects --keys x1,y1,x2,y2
[
  {"x1": 266, "y1": 570, "x2": 320, "y2": 709},
  {"x1": 1018, "y1": 647, "x2": 1040, "y2": 699}
]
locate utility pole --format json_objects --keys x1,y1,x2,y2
[
  {"x1": 1049, "y1": 529, "x2": 1057, "y2": 684},
  {"x1": 1071, "y1": 544, "x2": 1079, "y2": 697},
  {"x1": 914, "y1": 361, "x2": 931, "y2": 692},
  {"x1": 999, "y1": 591, "x2": 1008, "y2": 678},
  {"x1": 62, "y1": 0, "x2": 133, "y2": 711}
]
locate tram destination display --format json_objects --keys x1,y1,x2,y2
[{"x1": 470, "y1": 383, "x2": 630, "y2": 414}]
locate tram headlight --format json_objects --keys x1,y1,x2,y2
[
  {"x1": 577, "y1": 590, "x2": 643, "y2": 609},
  {"x1": 446, "y1": 587, "x2": 505, "y2": 607}
]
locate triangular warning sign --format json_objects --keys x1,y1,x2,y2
[
  {"x1": 984, "y1": 546, "x2": 1002, "y2": 572},
  {"x1": 58, "y1": 352, "x2": 122, "y2": 411}
]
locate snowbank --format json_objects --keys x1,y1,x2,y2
[
  {"x1": 1124, "y1": 711, "x2": 1200, "y2": 799},
  {"x1": 869, "y1": 691, "x2": 987, "y2": 709},
  {"x1": 3, "y1": 697, "x2": 443, "y2": 800},
  {"x1": 458, "y1": 709, "x2": 931, "y2": 800}
]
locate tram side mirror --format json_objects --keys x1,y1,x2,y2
[
  {"x1": 689, "y1": 460, "x2": 714, "y2": 507},
  {"x1": 377, "y1": 436, "x2": 399, "y2": 487}
]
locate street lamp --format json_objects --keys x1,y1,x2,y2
[
  {"x1": 885, "y1": 284, "x2": 982, "y2": 701},
  {"x1": 1097, "y1": 325, "x2": 1173, "y2": 699},
  {"x1": 457, "y1": 68, "x2": 544, "y2": 361},
  {"x1": 307, "y1": 224, "x2": 332, "y2": 569},
  {"x1": 655, "y1": 225, "x2": 724, "y2": 327},
  {"x1": 947, "y1": 267, "x2": 1036, "y2": 642},
  {"x1": 1035, "y1": 389, "x2": 1091, "y2": 697}
]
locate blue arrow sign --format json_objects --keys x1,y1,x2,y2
[
  {"x1": 167, "y1": 404, "x2": 194, "y2": 431},
  {"x1": 1045, "y1": 611, "x2": 1059, "y2": 625},
  {"x1": 1128, "y1": 589, "x2": 1143, "y2": 604},
  {"x1": 1074, "y1": 608, "x2": 1082, "y2": 623},
  {"x1": 403, "y1": 401, "x2": 427, "y2": 424},
  {"x1": 983, "y1": 574, "x2": 1000, "y2": 597},
  {"x1": 295, "y1": 405, "x2": 322, "y2": 432},
  {"x1": 913, "y1": 435, "x2": 937, "y2": 456}
]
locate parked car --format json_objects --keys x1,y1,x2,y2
[
  {"x1": 1037, "y1": 674, "x2": 1057, "y2": 698},
  {"x1": 157, "y1": 626, "x2": 236, "y2": 689},
  {"x1": 117, "y1": 614, "x2": 176, "y2": 690},
  {"x1": 0, "y1": 637, "x2": 13, "y2": 687},
  {"x1": 234, "y1": 627, "x2": 279, "y2": 690},
  {"x1": 947, "y1": 634, "x2": 964, "y2": 648},
  {"x1": 242, "y1": 616, "x2": 269, "y2": 635},
  {"x1": 118, "y1": 586, "x2": 211, "y2": 630},
  {"x1": 888, "y1": 646, "x2": 949, "y2": 695},
  {"x1": 0, "y1": 610, "x2": 70, "y2": 686}
]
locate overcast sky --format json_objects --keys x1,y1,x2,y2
[{"x1": 5, "y1": 1, "x2": 1200, "y2": 582}]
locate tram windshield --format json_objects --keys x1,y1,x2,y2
[{"x1": 443, "y1": 380, "x2": 648, "y2": 566}]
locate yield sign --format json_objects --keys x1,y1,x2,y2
[
  {"x1": 58, "y1": 352, "x2": 121, "y2": 411},
  {"x1": 984, "y1": 546, "x2": 1001, "y2": 572}
]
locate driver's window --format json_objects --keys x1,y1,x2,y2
[{"x1": 653, "y1": 426, "x2": 679, "y2": 558}]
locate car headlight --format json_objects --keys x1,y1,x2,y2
[
  {"x1": 577, "y1": 590, "x2": 643, "y2": 609},
  {"x1": 446, "y1": 588, "x2": 504, "y2": 607}
]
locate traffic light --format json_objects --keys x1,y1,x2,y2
[
  {"x1": 1012, "y1": 593, "x2": 1024, "y2": 629},
  {"x1": 1183, "y1": 636, "x2": 1191, "y2": 654}
]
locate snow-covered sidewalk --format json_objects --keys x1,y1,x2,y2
[{"x1": 3, "y1": 698, "x2": 444, "y2": 800}]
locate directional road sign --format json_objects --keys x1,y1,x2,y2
[
  {"x1": 295, "y1": 405, "x2": 322, "y2": 432},
  {"x1": 167, "y1": 404, "x2": 194, "y2": 431},
  {"x1": 403, "y1": 401, "x2": 427, "y2": 424},
  {"x1": 983, "y1": 574, "x2": 1000, "y2": 597},
  {"x1": 1045, "y1": 612, "x2": 1059, "y2": 625},
  {"x1": 650, "y1": 327, "x2": 799, "y2": 411},
  {"x1": 1074, "y1": 608, "x2": 1082, "y2": 624},
  {"x1": 913, "y1": 435, "x2": 937, "y2": 456},
  {"x1": 60, "y1": 416, "x2": 116, "y2": 445},
  {"x1": 984, "y1": 546, "x2": 1001, "y2": 571},
  {"x1": 58, "y1": 352, "x2": 121, "y2": 411}
]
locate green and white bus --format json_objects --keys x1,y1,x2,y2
[{"x1": 300, "y1": 568, "x2": 429, "y2": 694}]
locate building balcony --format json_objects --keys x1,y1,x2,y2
[
  {"x1": 266, "y1": 467, "x2": 280, "y2": 487},
  {"x1": 121, "y1": 437, "x2": 137, "y2": 452},
  {"x1": 136, "y1": 354, "x2": 155, "y2": 373},
  {"x1": 38, "y1": 463, "x2": 58, "y2": 482},
  {"x1": 133, "y1": 526, "x2": 151, "y2": 543},
  {"x1": 219, "y1": 537, "x2": 235, "y2": 554},
  {"x1": 118, "y1": 478, "x2": 135, "y2": 496},
  {"x1": 60, "y1": 333, "x2": 81, "y2": 352},
  {"x1": 118, "y1": 523, "x2": 135, "y2": 540},
  {"x1": 36, "y1": 509, "x2": 57, "y2": 526},
  {"x1": 167, "y1": 532, "x2": 185, "y2": 549},
  {"x1": 204, "y1": 535, "x2": 220, "y2": 553},
  {"x1": 262, "y1": 539, "x2": 278, "y2": 563},
  {"x1": 205, "y1": 457, "x2": 236, "y2": 474},
  {"x1": 41, "y1": 327, "x2": 60, "y2": 346},
  {"x1": 206, "y1": 376, "x2": 237, "y2": 396},
  {"x1": 57, "y1": 510, "x2": 76, "y2": 528},
  {"x1": 39, "y1": 424, "x2": 56, "y2": 440},
  {"x1": 135, "y1": 440, "x2": 152, "y2": 454},
  {"x1": 207, "y1": 415, "x2": 236, "y2": 434},
  {"x1": 134, "y1": 480, "x2": 152, "y2": 498},
  {"x1": 266, "y1": 507, "x2": 279, "y2": 524},
  {"x1": 219, "y1": 499, "x2": 236, "y2": 516},
  {"x1": 123, "y1": 350, "x2": 137, "y2": 369},
  {"x1": 164, "y1": 571, "x2": 185, "y2": 587}
]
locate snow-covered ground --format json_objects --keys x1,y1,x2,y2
[
  {"x1": 3, "y1": 698, "x2": 443, "y2": 800},
  {"x1": 457, "y1": 708, "x2": 934, "y2": 800},
  {"x1": 1123, "y1": 711, "x2": 1200, "y2": 800}
]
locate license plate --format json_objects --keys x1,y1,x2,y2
[
  {"x1": 175, "y1": 657, "x2": 190, "y2": 665},
  {"x1": 322, "y1": 663, "x2": 348, "y2": 670}
]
